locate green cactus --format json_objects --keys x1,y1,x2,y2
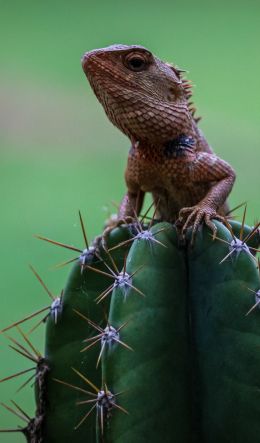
[
  {"x1": 188, "y1": 221, "x2": 260, "y2": 443},
  {"x1": 0, "y1": 216, "x2": 259, "y2": 443},
  {"x1": 43, "y1": 225, "x2": 134, "y2": 442},
  {"x1": 103, "y1": 222, "x2": 191, "y2": 443}
]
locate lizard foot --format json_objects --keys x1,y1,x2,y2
[
  {"x1": 177, "y1": 205, "x2": 225, "y2": 244},
  {"x1": 101, "y1": 216, "x2": 135, "y2": 250}
]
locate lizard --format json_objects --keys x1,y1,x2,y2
[{"x1": 81, "y1": 44, "x2": 236, "y2": 241}]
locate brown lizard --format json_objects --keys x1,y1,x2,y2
[{"x1": 81, "y1": 44, "x2": 236, "y2": 239}]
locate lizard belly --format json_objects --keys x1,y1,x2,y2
[
  {"x1": 128, "y1": 152, "x2": 211, "y2": 222},
  {"x1": 153, "y1": 182, "x2": 210, "y2": 222},
  {"x1": 128, "y1": 155, "x2": 161, "y2": 192}
]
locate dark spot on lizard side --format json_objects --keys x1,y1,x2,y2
[{"x1": 164, "y1": 134, "x2": 195, "y2": 158}]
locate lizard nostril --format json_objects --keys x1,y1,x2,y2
[
  {"x1": 81, "y1": 52, "x2": 90, "y2": 67},
  {"x1": 81, "y1": 50, "x2": 97, "y2": 71}
]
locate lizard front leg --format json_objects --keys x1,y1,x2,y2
[
  {"x1": 177, "y1": 153, "x2": 236, "y2": 241},
  {"x1": 118, "y1": 190, "x2": 145, "y2": 220},
  {"x1": 102, "y1": 189, "x2": 144, "y2": 248},
  {"x1": 102, "y1": 149, "x2": 145, "y2": 247}
]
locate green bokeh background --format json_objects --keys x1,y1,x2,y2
[{"x1": 0, "y1": 0, "x2": 259, "y2": 441}]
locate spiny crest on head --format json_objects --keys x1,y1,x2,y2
[{"x1": 165, "y1": 61, "x2": 201, "y2": 123}]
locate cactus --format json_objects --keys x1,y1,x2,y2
[{"x1": 0, "y1": 211, "x2": 260, "y2": 443}]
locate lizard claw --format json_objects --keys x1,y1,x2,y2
[
  {"x1": 177, "y1": 205, "x2": 225, "y2": 244},
  {"x1": 101, "y1": 216, "x2": 135, "y2": 250}
]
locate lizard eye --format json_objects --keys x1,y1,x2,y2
[{"x1": 124, "y1": 53, "x2": 148, "y2": 72}]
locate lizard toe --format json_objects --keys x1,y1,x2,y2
[
  {"x1": 205, "y1": 215, "x2": 218, "y2": 240},
  {"x1": 179, "y1": 206, "x2": 196, "y2": 220},
  {"x1": 182, "y1": 209, "x2": 197, "y2": 233}
]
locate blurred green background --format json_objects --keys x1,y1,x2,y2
[{"x1": 0, "y1": 0, "x2": 259, "y2": 440}]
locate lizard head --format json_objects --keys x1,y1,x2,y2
[{"x1": 82, "y1": 44, "x2": 192, "y2": 144}]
